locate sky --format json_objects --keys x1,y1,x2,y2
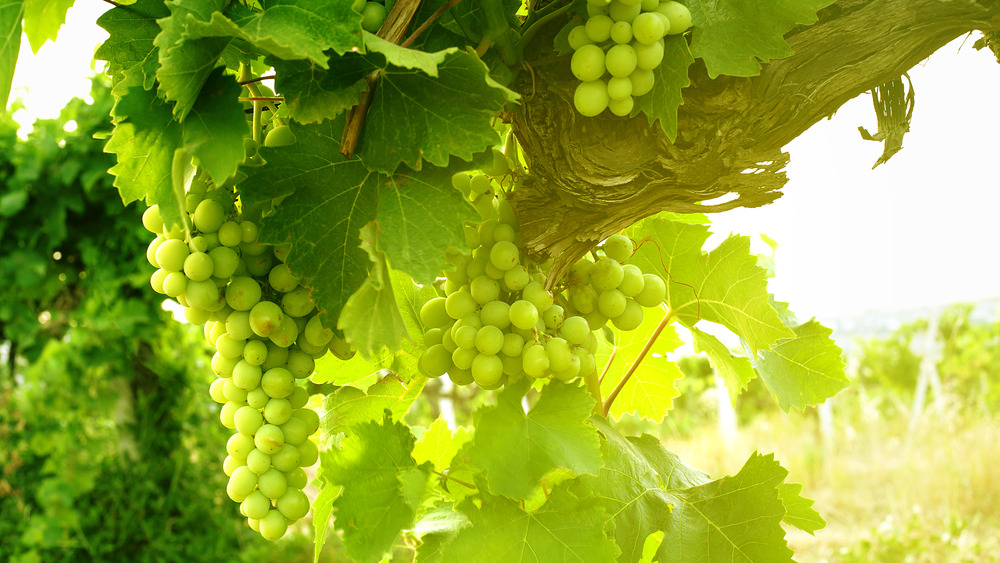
[{"x1": 9, "y1": 10, "x2": 1000, "y2": 323}]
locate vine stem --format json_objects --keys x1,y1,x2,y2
[
  {"x1": 432, "y1": 469, "x2": 476, "y2": 490},
  {"x1": 602, "y1": 308, "x2": 674, "y2": 417},
  {"x1": 170, "y1": 149, "x2": 195, "y2": 247},
  {"x1": 401, "y1": 0, "x2": 464, "y2": 48},
  {"x1": 518, "y1": 2, "x2": 575, "y2": 51}
]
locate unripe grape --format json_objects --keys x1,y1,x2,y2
[
  {"x1": 226, "y1": 277, "x2": 262, "y2": 311},
  {"x1": 523, "y1": 281, "x2": 554, "y2": 311},
  {"x1": 261, "y1": 342, "x2": 290, "y2": 370},
  {"x1": 297, "y1": 438, "x2": 319, "y2": 467},
  {"x1": 543, "y1": 305, "x2": 565, "y2": 330},
  {"x1": 501, "y1": 332, "x2": 525, "y2": 357},
  {"x1": 261, "y1": 367, "x2": 295, "y2": 398},
  {"x1": 258, "y1": 468, "x2": 288, "y2": 500},
  {"x1": 233, "y1": 360, "x2": 263, "y2": 390},
  {"x1": 250, "y1": 301, "x2": 284, "y2": 337},
  {"x1": 241, "y1": 221, "x2": 259, "y2": 243},
  {"x1": 281, "y1": 416, "x2": 309, "y2": 445},
  {"x1": 228, "y1": 432, "x2": 256, "y2": 459},
  {"x1": 561, "y1": 315, "x2": 591, "y2": 345},
  {"x1": 610, "y1": 21, "x2": 632, "y2": 44},
  {"x1": 254, "y1": 424, "x2": 285, "y2": 455},
  {"x1": 619, "y1": 264, "x2": 645, "y2": 296},
  {"x1": 223, "y1": 455, "x2": 244, "y2": 477},
  {"x1": 142, "y1": 205, "x2": 163, "y2": 234},
  {"x1": 552, "y1": 355, "x2": 582, "y2": 382},
  {"x1": 449, "y1": 367, "x2": 474, "y2": 386},
  {"x1": 509, "y1": 300, "x2": 539, "y2": 330},
  {"x1": 609, "y1": 0, "x2": 641, "y2": 22},
  {"x1": 635, "y1": 273, "x2": 666, "y2": 307},
  {"x1": 185, "y1": 303, "x2": 211, "y2": 325},
  {"x1": 445, "y1": 291, "x2": 477, "y2": 320},
  {"x1": 227, "y1": 466, "x2": 258, "y2": 502},
  {"x1": 480, "y1": 300, "x2": 511, "y2": 329},
  {"x1": 264, "y1": 398, "x2": 292, "y2": 425},
  {"x1": 489, "y1": 240, "x2": 520, "y2": 271},
  {"x1": 270, "y1": 444, "x2": 300, "y2": 472},
  {"x1": 592, "y1": 258, "x2": 625, "y2": 290},
  {"x1": 234, "y1": 405, "x2": 264, "y2": 436},
  {"x1": 420, "y1": 297, "x2": 451, "y2": 328},
  {"x1": 276, "y1": 488, "x2": 310, "y2": 521},
  {"x1": 245, "y1": 253, "x2": 273, "y2": 277},
  {"x1": 226, "y1": 311, "x2": 253, "y2": 340},
  {"x1": 304, "y1": 315, "x2": 334, "y2": 347},
  {"x1": 209, "y1": 246, "x2": 240, "y2": 279},
  {"x1": 504, "y1": 265, "x2": 530, "y2": 291},
  {"x1": 634, "y1": 40, "x2": 664, "y2": 70},
  {"x1": 475, "y1": 325, "x2": 505, "y2": 355},
  {"x1": 609, "y1": 94, "x2": 634, "y2": 116},
  {"x1": 247, "y1": 386, "x2": 270, "y2": 410},
  {"x1": 612, "y1": 299, "x2": 644, "y2": 331},
  {"x1": 220, "y1": 401, "x2": 241, "y2": 429},
  {"x1": 281, "y1": 287, "x2": 314, "y2": 317},
  {"x1": 194, "y1": 199, "x2": 226, "y2": 233},
  {"x1": 361, "y1": 1, "x2": 387, "y2": 32},
  {"x1": 568, "y1": 25, "x2": 592, "y2": 49},
  {"x1": 155, "y1": 238, "x2": 189, "y2": 272},
  {"x1": 218, "y1": 221, "x2": 243, "y2": 247},
  {"x1": 242, "y1": 490, "x2": 271, "y2": 520},
  {"x1": 264, "y1": 124, "x2": 296, "y2": 148},
  {"x1": 470, "y1": 275, "x2": 500, "y2": 304},
  {"x1": 603, "y1": 234, "x2": 634, "y2": 262},
  {"x1": 657, "y1": 1, "x2": 692, "y2": 34},
  {"x1": 212, "y1": 353, "x2": 239, "y2": 377},
  {"x1": 571, "y1": 44, "x2": 606, "y2": 82},
  {"x1": 522, "y1": 343, "x2": 550, "y2": 378},
  {"x1": 209, "y1": 377, "x2": 228, "y2": 404},
  {"x1": 288, "y1": 386, "x2": 309, "y2": 410},
  {"x1": 292, "y1": 407, "x2": 320, "y2": 435},
  {"x1": 472, "y1": 353, "x2": 503, "y2": 387},
  {"x1": 285, "y1": 467, "x2": 308, "y2": 491},
  {"x1": 420, "y1": 344, "x2": 452, "y2": 377},
  {"x1": 632, "y1": 12, "x2": 666, "y2": 44},
  {"x1": 162, "y1": 271, "x2": 187, "y2": 297},
  {"x1": 584, "y1": 14, "x2": 614, "y2": 42},
  {"x1": 598, "y1": 289, "x2": 628, "y2": 317},
  {"x1": 247, "y1": 448, "x2": 271, "y2": 474},
  {"x1": 285, "y1": 349, "x2": 315, "y2": 379},
  {"x1": 630, "y1": 68, "x2": 655, "y2": 96},
  {"x1": 574, "y1": 80, "x2": 609, "y2": 117},
  {"x1": 608, "y1": 76, "x2": 633, "y2": 100}
]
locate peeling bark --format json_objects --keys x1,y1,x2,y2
[{"x1": 510, "y1": 0, "x2": 1000, "y2": 283}]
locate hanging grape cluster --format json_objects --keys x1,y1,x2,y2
[
  {"x1": 141, "y1": 175, "x2": 334, "y2": 541},
  {"x1": 418, "y1": 153, "x2": 669, "y2": 389},
  {"x1": 568, "y1": 0, "x2": 692, "y2": 117}
]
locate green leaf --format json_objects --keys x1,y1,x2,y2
[
  {"x1": 362, "y1": 31, "x2": 450, "y2": 74},
  {"x1": 312, "y1": 348, "x2": 393, "y2": 386},
  {"x1": 626, "y1": 214, "x2": 711, "y2": 312},
  {"x1": 413, "y1": 503, "x2": 472, "y2": 563},
  {"x1": 412, "y1": 415, "x2": 472, "y2": 472},
  {"x1": 690, "y1": 326, "x2": 755, "y2": 404},
  {"x1": 154, "y1": 0, "x2": 232, "y2": 119},
  {"x1": 687, "y1": 0, "x2": 833, "y2": 78},
  {"x1": 104, "y1": 69, "x2": 184, "y2": 229},
  {"x1": 755, "y1": 319, "x2": 848, "y2": 411},
  {"x1": 311, "y1": 482, "x2": 341, "y2": 563},
  {"x1": 598, "y1": 309, "x2": 685, "y2": 421},
  {"x1": 183, "y1": 0, "x2": 363, "y2": 66},
  {"x1": 0, "y1": 0, "x2": 24, "y2": 111},
  {"x1": 778, "y1": 482, "x2": 826, "y2": 535},
  {"x1": 95, "y1": 0, "x2": 169, "y2": 89},
  {"x1": 272, "y1": 55, "x2": 371, "y2": 124},
  {"x1": 321, "y1": 374, "x2": 424, "y2": 436},
  {"x1": 181, "y1": 67, "x2": 248, "y2": 184},
  {"x1": 468, "y1": 380, "x2": 603, "y2": 501},
  {"x1": 439, "y1": 485, "x2": 620, "y2": 562},
  {"x1": 631, "y1": 34, "x2": 694, "y2": 140},
  {"x1": 338, "y1": 224, "x2": 410, "y2": 358},
  {"x1": 356, "y1": 49, "x2": 518, "y2": 172},
  {"x1": 323, "y1": 413, "x2": 426, "y2": 563},
  {"x1": 23, "y1": 0, "x2": 73, "y2": 53},
  {"x1": 391, "y1": 268, "x2": 440, "y2": 361}
]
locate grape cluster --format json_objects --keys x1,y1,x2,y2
[
  {"x1": 418, "y1": 169, "x2": 667, "y2": 390},
  {"x1": 141, "y1": 175, "x2": 334, "y2": 541},
  {"x1": 568, "y1": 0, "x2": 692, "y2": 117}
]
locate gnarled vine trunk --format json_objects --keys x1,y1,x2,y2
[{"x1": 510, "y1": 0, "x2": 1000, "y2": 283}]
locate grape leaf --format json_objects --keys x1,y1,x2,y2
[
  {"x1": 412, "y1": 415, "x2": 472, "y2": 472},
  {"x1": 631, "y1": 34, "x2": 694, "y2": 140},
  {"x1": 23, "y1": 0, "x2": 74, "y2": 53},
  {"x1": 312, "y1": 348, "x2": 393, "y2": 386},
  {"x1": 778, "y1": 482, "x2": 826, "y2": 534},
  {"x1": 391, "y1": 269, "x2": 440, "y2": 361},
  {"x1": 626, "y1": 214, "x2": 711, "y2": 313},
  {"x1": 690, "y1": 325, "x2": 755, "y2": 404},
  {"x1": 182, "y1": 0, "x2": 363, "y2": 66},
  {"x1": 438, "y1": 485, "x2": 620, "y2": 562},
  {"x1": 413, "y1": 502, "x2": 472, "y2": 563},
  {"x1": 321, "y1": 374, "x2": 425, "y2": 436},
  {"x1": 311, "y1": 482, "x2": 341, "y2": 563},
  {"x1": 181, "y1": 67, "x2": 248, "y2": 184},
  {"x1": 755, "y1": 319, "x2": 848, "y2": 411},
  {"x1": 95, "y1": 0, "x2": 169, "y2": 89},
  {"x1": 323, "y1": 413, "x2": 426, "y2": 563},
  {"x1": 272, "y1": 54, "x2": 372, "y2": 124},
  {"x1": 467, "y1": 380, "x2": 603, "y2": 501},
  {"x1": 598, "y1": 309, "x2": 685, "y2": 422},
  {"x1": 154, "y1": 0, "x2": 232, "y2": 120},
  {"x1": 363, "y1": 31, "x2": 451, "y2": 74},
  {"x1": 687, "y1": 0, "x2": 833, "y2": 78},
  {"x1": 0, "y1": 0, "x2": 24, "y2": 111},
  {"x1": 104, "y1": 69, "x2": 184, "y2": 229}
]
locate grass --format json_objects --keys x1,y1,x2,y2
[{"x1": 661, "y1": 390, "x2": 1000, "y2": 562}]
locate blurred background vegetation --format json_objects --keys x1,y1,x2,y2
[{"x1": 2, "y1": 77, "x2": 998, "y2": 562}]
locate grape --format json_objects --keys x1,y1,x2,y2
[
  {"x1": 543, "y1": 305, "x2": 565, "y2": 329},
  {"x1": 552, "y1": 355, "x2": 582, "y2": 382},
  {"x1": 610, "y1": 21, "x2": 632, "y2": 44},
  {"x1": 501, "y1": 332, "x2": 525, "y2": 357},
  {"x1": 509, "y1": 300, "x2": 539, "y2": 330},
  {"x1": 598, "y1": 289, "x2": 627, "y2": 317},
  {"x1": 190, "y1": 236, "x2": 209, "y2": 253},
  {"x1": 584, "y1": 14, "x2": 614, "y2": 42},
  {"x1": 545, "y1": 338, "x2": 574, "y2": 372},
  {"x1": 453, "y1": 325, "x2": 477, "y2": 349},
  {"x1": 567, "y1": 25, "x2": 592, "y2": 50},
  {"x1": 245, "y1": 253, "x2": 273, "y2": 277},
  {"x1": 209, "y1": 246, "x2": 240, "y2": 279},
  {"x1": 635, "y1": 273, "x2": 666, "y2": 307},
  {"x1": 603, "y1": 234, "x2": 634, "y2": 262},
  {"x1": 634, "y1": 40, "x2": 664, "y2": 70},
  {"x1": 233, "y1": 360, "x2": 263, "y2": 390},
  {"x1": 242, "y1": 491, "x2": 271, "y2": 520},
  {"x1": 605, "y1": 44, "x2": 638, "y2": 78},
  {"x1": 480, "y1": 301, "x2": 511, "y2": 329},
  {"x1": 630, "y1": 68, "x2": 655, "y2": 96},
  {"x1": 247, "y1": 386, "x2": 270, "y2": 410},
  {"x1": 449, "y1": 368, "x2": 475, "y2": 386},
  {"x1": 261, "y1": 367, "x2": 295, "y2": 398},
  {"x1": 223, "y1": 455, "x2": 244, "y2": 477},
  {"x1": 591, "y1": 258, "x2": 625, "y2": 290},
  {"x1": 155, "y1": 238, "x2": 190, "y2": 272},
  {"x1": 288, "y1": 387, "x2": 309, "y2": 410},
  {"x1": 612, "y1": 299, "x2": 644, "y2": 330},
  {"x1": 194, "y1": 199, "x2": 226, "y2": 233},
  {"x1": 226, "y1": 277, "x2": 262, "y2": 311},
  {"x1": 586, "y1": 1, "x2": 609, "y2": 17},
  {"x1": 223, "y1": 379, "x2": 249, "y2": 408},
  {"x1": 184, "y1": 306, "x2": 211, "y2": 325},
  {"x1": 261, "y1": 342, "x2": 290, "y2": 370},
  {"x1": 241, "y1": 221, "x2": 259, "y2": 244},
  {"x1": 285, "y1": 467, "x2": 308, "y2": 491},
  {"x1": 218, "y1": 221, "x2": 243, "y2": 247},
  {"x1": 475, "y1": 325, "x2": 504, "y2": 355},
  {"x1": 561, "y1": 315, "x2": 591, "y2": 345},
  {"x1": 257, "y1": 468, "x2": 288, "y2": 500},
  {"x1": 212, "y1": 353, "x2": 239, "y2": 377},
  {"x1": 584, "y1": 309, "x2": 610, "y2": 330},
  {"x1": 264, "y1": 398, "x2": 292, "y2": 425},
  {"x1": 216, "y1": 334, "x2": 246, "y2": 359},
  {"x1": 493, "y1": 223, "x2": 516, "y2": 243},
  {"x1": 420, "y1": 344, "x2": 452, "y2": 377},
  {"x1": 297, "y1": 439, "x2": 319, "y2": 467},
  {"x1": 250, "y1": 301, "x2": 284, "y2": 337},
  {"x1": 656, "y1": 1, "x2": 691, "y2": 34},
  {"x1": 227, "y1": 466, "x2": 258, "y2": 502},
  {"x1": 503, "y1": 265, "x2": 530, "y2": 291},
  {"x1": 281, "y1": 287, "x2": 314, "y2": 317},
  {"x1": 209, "y1": 378, "x2": 228, "y2": 403},
  {"x1": 578, "y1": 349, "x2": 597, "y2": 378},
  {"x1": 470, "y1": 275, "x2": 500, "y2": 304},
  {"x1": 142, "y1": 205, "x2": 164, "y2": 234},
  {"x1": 445, "y1": 291, "x2": 477, "y2": 320},
  {"x1": 522, "y1": 343, "x2": 550, "y2": 378},
  {"x1": 264, "y1": 124, "x2": 296, "y2": 147},
  {"x1": 270, "y1": 444, "x2": 300, "y2": 472},
  {"x1": 632, "y1": 12, "x2": 666, "y2": 44},
  {"x1": 570, "y1": 284, "x2": 599, "y2": 314},
  {"x1": 469, "y1": 174, "x2": 492, "y2": 198},
  {"x1": 276, "y1": 489, "x2": 310, "y2": 521},
  {"x1": 619, "y1": 264, "x2": 645, "y2": 296},
  {"x1": 607, "y1": 76, "x2": 633, "y2": 100},
  {"x1": 280, "y1": 417, "x2": 309, "y2": 445},
  {"x1": 642, "y1": 0, "x2": 659, "y2": 9},
  {"x1": 183, "y1": 252, "x2": 214, "y2": 281},
  {"x1": 285, "y1": 349, "x2": 315, "y2": 378},
  {"x1": 523, "y1": 281, "x2": 554, "y2": 311},
  {"x1": 452, "y1": 347, "x2": 477, "y2": 370},
  {"x1": 471, "y1": 353, "x2": 503, "y2": 387},
  {"x1": 361, "y1": 1, "x2": 387, "y2": 32},
  {"x1": 247, "y1": 448, "x2": 272, "y2": 475},
  {"x1": 234, "y1": 405, "x2": 264, "y2": 435},
  {"x1": 420, "y1": 297, "x2": 451, "y2": 328},
  {"x1": 608, "y1": 0, "x2": 641, "y2": 22},
  {"x1": 228, "y1": 432, "x2": 256, "y2": 460},
  {"x1": 574, "y1": 80, "x2": 609, "y2": 117},
  {"x1": 489, "y1": 240, "x2": 519, "y2": 271},
  {"x1": 304, "y1": 315, "x2": 334, "y2": 347},
  {"x1": 162, "y1": 272, "x2": 187, "y2": 297},
  {"x1": 571, "y1": 44, "x2": 606, "y2": 82},
  {"x1": 451, "y1": 172, "x2": 472, "y2": 195},
  {"x1": 220, "y1": 401, "x2": 241, "y2": 429},
  {"x1": 226, "y1": 311, "x2": 254, "y2": 340},
  {"x1": 254, "y1": 424, "x2": 285, "y2": 455},
  {"x1": 146, "y1": 236, "x2": 164, "y2": 268}
]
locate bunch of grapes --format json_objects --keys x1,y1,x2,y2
[
  {"x1": 567, "y1": 0, "x2": 692, "y2": 117},
  {"x1": 418, "y1": 165, "x2": 668, "y2": 389},
  {"x1": 141, "y1": 175, "x2": 334, "y2": 541}
]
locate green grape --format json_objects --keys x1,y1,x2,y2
[
  {"x1": 212, "y1": 353, "x2": 239, "y2": 377},
  {"x1": 503, "y1": 265, "x2": 530, "y2": 291},
  {"x1": 598, "y1": 289, "x2": 627, "y2": 317},
  {"x1": 635, "y1": 273, "x2": 666, "y2": 307},
  {"x1": 250, "y1": 301, "x2": 284, "y2": 337},
  {"x1": 233, "y1": 360, "x2": 263, "y2": 390},
  {"x1": 571, "y1": 258, "x2": 595, "y2": 285},
  {"x1": 276, "y1": 489, "x2": 309, "y2": 521},
  {"x1": 226, "y1": 277, "x2": 262, "y2": 311},
  {"x1": 608, "y1": 76, "x2": 633, "y2": 100},
  {"x1": 280, "y1": 416, "x2": 309, "y2": 446},
  {"x1": 273, "y1": 243, "x2": 291, "y2": 262},
  {"x1": 423, "y1": 327, "x2": 443, "y2": 347},
  {"x1": 545, "y1": 338, "x2": 574, "y2": 372},
  {"x1": 571, "y1": 44, "x2": 606, "y2": 82},
  {"x1": 578, "y1": 348, "x2": 597, "y2": 378},
  {"x1": 420, "y1": 344, "x2": 452, "y2": 377},
  {"x1": 441, "y1": 327, "x2": 458, "y2": 353},
  {"x1": 218, "y1": 221, "x2": 243, "y2": 247},
  {"x1": 247, "y1": 447, "x2": 271, "y2": 474},
  {"x1": 266, "y1": 315, "x2": 297, "y2": 349},
  {"x1": 257, "y1": 468, "x2": 288, "y2": 500},
  {"x1": 281, "y1": 287, "x2": 314, "y2": 317},
  {"x1": 493, "y1": 223, "x2": 516, "y2": 243},
  {"x1": 261, "y1": 367, "x2": 295, "y2": 398},
  {"x1": 361, "y1": 1, "x2": 387, "y2": 32},
  {"x1": 155, "y1": 238, "x2": 190, "y2": 272},
  {"x1": 451, "y1": 172, "x2": 472, "y2": 195},
  {"x1": 146, "y1": 236, "x2": 164, "y2": 268},
  {"x1": 247, "y1": 517, "x2": 260, "y2": 533},
  {"x1": 264, "y1": 124, "x2": 296, "y2": 147},
  {"x1": 420, "y1": 297, "x2": 451, "y2": 328},
  {"x1": 469, "y1": 174, "x2": 492, "y2": 198},
  {"x1": 466, "y1": 257, "x2": 487, "y2": 279},
  {"x1": 612, "y1": 298, "x2": 644, "y2": 330},
  {"x1": 603, "y1": 234, "x2": 634, "y2": 262},
  {"x1": 634, "y1": 39, "x2": 664, "y2": 70},
  {"x1": 209, "y1": 246, "x2": 240, "y2": 279},
  {"x1": 453, "y1": 346, "x2": 477, "y2": 370},
  {"x1": 241, "y1": 221, "x2": 259, "y2": 244},
  {"x1": 522, "y1": 343, "x2": 550, "y2": 378},
  {"x1": 285, "y1": 349, "x2": 315, "y2": 379},
  {"x1": 610, "y1": 20, "x2": 632, "y2": 44},
  {"x1": 189, "y1": 236, "x2": 209, "y2": 253},
  {"x1": 226, "y1": 311, "x2": 254, "y2": 340},
  {"x1": 228, "y1": 432, "x2": 256, "y2": 461},
  {"x1": 475, "y1": 325, "x2": 505, "y2": 355},
  {"x1": 454, "y1": 325, "x2": 478, "y2": 349},
  {"x1": 480, "y1": 300, "x2": 511, "y2": 329},
  {"x1": 543, "y1": 305, "x2": 565, "y2": 329},
  {"x1": 570, "y1": 284, "x2": 598, "y2": 314},
  {"x1": 567, "y1": 25, "x2": 592, "y2": 50},
  {"x1": 220, "y1": 401, "x2": 241, "y2": 429},
  {"x1": 223, "y1": 455, "x2": 244, "y2": 477},
  {"x1": 209, "y1": 377, "x2": 228, "y2": 403},
  {"x1": 183, "y1": 252, "x2": 214, "y2": 282},
  {"x1": 574, "y1": 80, "x2": 609, "y2": 117},
  {"x1": 610, "y1": 0, "x2": 641, "y2": 21},
  {"x1": 297, "y1": 439, "x2": 319, "y2": 467},
  {"x1": 470, "y1": 275, "x2": 500, "y2": 304},
  {"x1": 288, "y1": 386, "x2": 309, "y2": 410},
  {"x1": 216, "y1": 334, "x2": 246, "y2": 359},
  {"x1": 489, "y1": 240, "x2": 520, "y2": 271},
  {"x1": 586, "y1": 0, "x2": 609, "y2": 17},
  {"x1": 509, "y1": 300, "x2": 539, "y2": 330},
  {"x1": 184, "y1": 193, "x2": 203, "y2": 214},
  {"x1": 264, "y1": 398, "x2": 292, "y2": 425},
  {"x1": 641, "y1": 0, "x2": 659, "y2": 9},
  {"x1": 234, "y1": 405, "x2": 264, "y2": 436},
  {"x1": 523, "y1": 281, "x2": 554, "y2": 311},
  {"x1": 184, "y1": 306, "x2": 211, "y2": 325},
  {"x1": 591, "y1": 258, "x2": 625, "y2": 290},
  {"x1": 261, "y1": 342, "x2": 290, "y2": 370},
  {"x1": 304, "y1": 315, "x2": 334, "y2": 347},
  {"x1": 227, "y1": 466, "x2": 258, "y2": 502},
  {"x1": 247, "y1": 386, "x2": 270, "y2": 410},
  {"x1": 584, "y1": 309, "x2": 610, "y2": 330},
  {"x1": 242, "y1": 490, "x2": 271, "y2": 520},
  {"x1": 619, "y1": 264, "x2": 645, "y2": 296},
  {"x1": 254, "y1": 424, "x2": 285, "y2": 455},
  {"x1": 630, "y1": 68, "x2": 655, "y2": 96},
  {"x1": 194, "y1": 199, "x2": 226, "y2": 233},
  {"x1": 605, "y1": 44, "x2": 637, "y2": 78},
  {"x1": 445, "y1": 291, "x2": 478, "y2": 320},
  {"x1": 270, "y1": 444, "x2": 300, "y2": 472},
  {"x1": 484, "y1": 262, "x2": 505, "y2": 281},
  {"x1": 210, "y1": 321, "x2": 229, "y2": 344},
  {"x1": 552, "y1": 355, "x2": 582, "y2": 382},
  {"x1": 656, "y1": 1, "x2": 691, "y2": 34},
  {"x1": 245, "y1": 253, "x2": 273, "y2": 277},
  {"x1": 285, "y1": 467, "x2": 308, "y2": 491},
  {"x1": 632, "y1": 11, "x2": 666, "y2": 43},
  {"x1": 293, "y1": 406, "x2": 320, "y2": 436},
  {"x1": 471, "y1": 353, "x2": 503, "y2": 387},
  {"x1": 449, "y1": 367, "x2": 475, "y2": 386},
  {"x1": 561, "y1": 315, "x2": 591, "y2": 345},
  {"x1": 585, "y1": 14, "x2": 614, "y2": 41},
  {"x1": 142, "y1": 205, "x2": 164, "y2": 234},
  {"x1": 501, "y1": 332, "x2": 524, "y2": 357},
  {"x1": 162, "y1": 272, "x2": 187, "y2": 297}
]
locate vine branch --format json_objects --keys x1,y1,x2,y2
[{"x1": 602, "y1": 309, "x2": 673, "y2": 417}]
